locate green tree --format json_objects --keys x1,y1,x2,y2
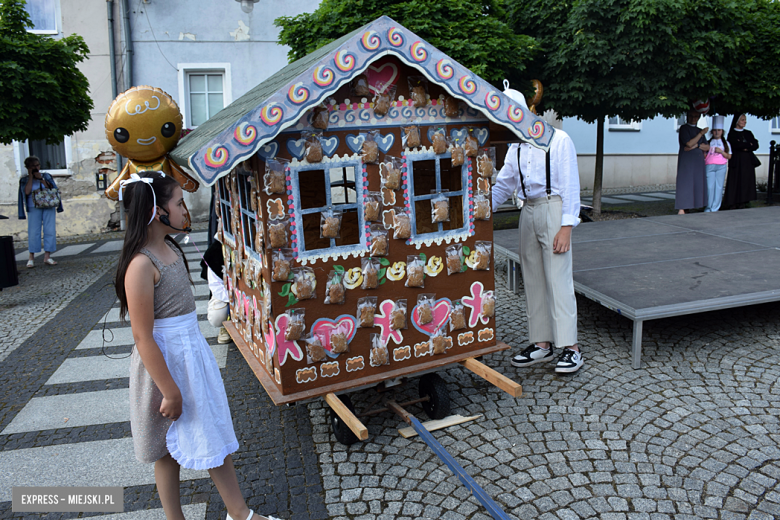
[
  {"x1": 509, "y1": 0, "x2": 780, "y2": 215},
  {"x1": 0, "y1": 0, "x2": 93, "y2": 145},
  {"x1": 275, "y1": 0, "x2": 539, "y2": 85}
]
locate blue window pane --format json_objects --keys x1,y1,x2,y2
[{"x1": 24, "y1": 0, "x2": 56, "y2": 31}]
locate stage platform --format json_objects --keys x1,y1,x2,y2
[{"x1": 494, "y1": 206, "x2": 780, "y2": 368}]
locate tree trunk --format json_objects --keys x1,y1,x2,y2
[{"x1": 592, "y1": 118, "x2": 605, "y2": 217}]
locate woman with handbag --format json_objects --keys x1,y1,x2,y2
[
  {"x1": 723, "y1": 113, "x2": 759, "y2": 209},
  {"x1": 17, "y1": 156, "x2": 63, "y2": 268}
]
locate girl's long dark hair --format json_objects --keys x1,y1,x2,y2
[
  {"x1": 709, "y1": 130, "x2": 729, "y2": 154},
  {"x1": 115, "y1": 171, "x2": 190, "y2": 322}
]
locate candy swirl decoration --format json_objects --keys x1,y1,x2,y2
[
  {"x1": 436, "y1": 59, "x2": 454, "y2": 80},
  {"x1": 205, "y1": 146, "x2": 229, "y2": 168},
  {"x1": 287, "y1": 82, "x2": 309, "y2": 105},
  {"x1": 313, "y1": 66, "x2": 334, "y2": 87},
  {"x1": 260, "y1": 103, "x2": 283, "y2": 126},
  {"x1": 233, "y1": 123, "x2": 257, "y2": 146},
  {"x1": 485, "y1": 91, "x2": 501, "y2": 111},
  {"x1": 507, "y1": 104, "x2": 524, "y2": 123},
  {"x1": 388, "y1": 27, "x2": 404, "y2": 47},
  {"x1": 529, "y1": 120, "x2": 545, "y2": 139},
  {"x1": 458, "y1": 75, "x2": 476, "y2": 95},
  {"x1": 361, "y1": 30, "x2": 381, "y2": 51},
  {"x1": 410, "y1": 41, "x2": 428, "y2": 62},
  {"x1": 335, "y1": 49, "x2": 356, "y2": 72}
]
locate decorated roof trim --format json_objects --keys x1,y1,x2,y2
[{"x1": 187, "y1": 15, "x2": 553, "y2": 187}]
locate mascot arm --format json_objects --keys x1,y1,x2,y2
[
  {"x1": 105, "y1": 161, "x2": 131, "y2": 201},
  {"x1": 168, "y1": 158, "x2": 200, "y2": 193}
]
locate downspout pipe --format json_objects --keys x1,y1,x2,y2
[
  {"x1": 106, "y1": 0, "x2": 117, "y2": 99},
  {"x1": 118, "y1": 0, "x2": 134, "y2": 230}
]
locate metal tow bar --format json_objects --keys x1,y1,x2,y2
[{"x1": 386, "y1": 400, "x2": 512, "y2": 520}]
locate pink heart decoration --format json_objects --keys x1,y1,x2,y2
[
  {"x1": 411, "y1": 298, "x2": 453, "y2": 336},
  {"x1": 311, "y1": 315, "x2": 357, "y2": 353},
  {"x1": 366, "y1": 57, "x2": 399, "y2": 93},
  {"x1": 274, "y1": 314, "x2": 303, "y2": 366}
]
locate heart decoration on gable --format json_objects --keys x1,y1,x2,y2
[
  {"x1": 345, "y1": 134, "x2": 366, "y2": 154},
  {"x1": 376, "y1": 133, "x2": 395, "y2": 153},
  {"x1": 311, "y1": 315, "x2": 357, "y2": 356},
  {"x1": 411, "y1": 298, "x2": 453, "y2": 336},
  {"x1": 474, "y1": 127, "x2": 490, "y2": 146},
  {"x1": 258, "y1": 142, "x2": 278, "y2": 160},
  {"x1": 365, "y1": 57, "x2": 399, "y2": 93},
  {"x1": 320, "y1": 136, "x2": 340, "y2": 157},
  {"x1": 286, "y1": 138, "x2": 307, "y2": 160}
]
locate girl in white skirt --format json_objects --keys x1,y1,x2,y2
[{"x1": 115, "y1": 171, "x2": 278, "y2": 520}]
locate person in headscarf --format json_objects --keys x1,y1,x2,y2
[
  {"x1": 723, "y1": 113, "x2": 759, "y2": 209},
  {"x1": 675, "y1": 110, "x2": 709, "y2": 214}
]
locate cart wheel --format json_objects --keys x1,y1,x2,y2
[
  {"x1": 419, "y1": 373, "x2": 451, "y2": 420},
  {"x1": 330, "y1": 394, "x2": 360, "y2": 445}
]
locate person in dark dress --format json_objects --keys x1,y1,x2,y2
[
  {"x1": 675, "y1": 110, "x2": 709, "y2": 214},
  {"x1": 723, "y1": 113, "x2": 759, "y2": 209}
]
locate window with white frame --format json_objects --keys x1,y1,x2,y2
[
  {"x1": 292, "y1": 162, "x2": 364, "y2": 257},
  {"x1": 608, "y1": 116, "x2": 641, "y2": 131},
  {"x1": 13, "y1": 137, "x2": 71, "y2": 176},
  {"x1": 236, "y1": 167, "x2": 259, "y2": 258},
  {"x1": 771, "y1": 116, "x2": 780, "y2": 134},
  {"x1": 178, "y1": 64, "x2": 232, "y2": 129},
  {"x1": 407, "y1": 152, "x2": 468, "y2": 238},
  {"x1": 23, "y1": 0, "x2": 58, "y2": 33},
  {"x1": 217, "y1": 177, "x2": 235, "y2": 243}
]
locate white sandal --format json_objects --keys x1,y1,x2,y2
[
  {"x1": 26, "y1": 259, "x2": 34, "y2": 268},
  {"x1": 227, "y1": 510, "x2": 282, "y2": 520}
]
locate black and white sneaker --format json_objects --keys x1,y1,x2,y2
[
  {"x1": 511, "y1": 344, "x2": 555, "y2": 367},
  {"x1": 555, "y1": 348, "x2": 584, "y2": 374}
]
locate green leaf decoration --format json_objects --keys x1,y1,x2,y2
[
  {"x1": 333, "y1": 265, "x2": 345, "y2": 272},
  {"x1": 462, "y1": 246, "x2": 471, "y2": 255},
  {"x1": 378, "y1": 267, "x2": 387, "y2": 279},
  {"x1": 279, "y1": 283, "x2": 290, "y2": 297},
  {"x1": 379, "y1": 278, "x2": 387, "y2": 285},
  {"x1": 379, "y1": 258, "x2": 390, "y2": 266},
  {"x1": 419, "y1": 252, "x2": 427, "y2": 262},
  {"x1": 461, "y1": 264, "x2": 469, "y2": 272},
  {"x1": 286, "y1": 293, "x2": 298, "y2": 307}
]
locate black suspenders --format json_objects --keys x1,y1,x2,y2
[{"x1": 516, "y1": 144, "x2": 552, "y2": 199}]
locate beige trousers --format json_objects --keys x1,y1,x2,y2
[{"x1": 519, "y1": 195, "x2": 578, "y2": 347}]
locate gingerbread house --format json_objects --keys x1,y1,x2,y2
[{"x1": 170, "y1": 16, "x2": 554, "y2": 403}]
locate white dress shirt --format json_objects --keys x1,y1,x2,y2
[{"x1": 492, "y1": 129, "x2": 581, "y2": 227}]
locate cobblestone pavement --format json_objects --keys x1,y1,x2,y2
[{"x1": 309, "y1": 257, "x2": 780, "y2": 520}]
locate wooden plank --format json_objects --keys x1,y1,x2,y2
[
  {"x1": 459, "y1": 357, "x2": 522, "y2": 398},
  {"x1": 324, "y1": 393, "x2": 369, "y2": 441},
  {"x1": 398, "y1": 414, "x2": 482, "y2": 438},
  {"x1": 234, "y1": 337, "x2": 513, "y2": 405}
]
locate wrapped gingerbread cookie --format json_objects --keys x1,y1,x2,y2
[
  {"x1": 450, "y1": 139, "x2": 465, "y2": 167},
  {"x1": 361, "y1": 257, "x2": 381, "y2": 290},
  {"x1": 446, "y1": 244, "x2": 464, "y2": 275},
  {"x1": 393, "y1": 208, "x2": 412, "y2": 240},
  {"x1": 380, "y1": 157, "x2": 402, "y2": 190},
  {"x1": 320, "y1": 209, "x2": 342, "y2": 239},
  {"x1": 364, "y1": 191, "x2": 382, "y2": 222},
  {"x1": 358, "y1": 296, "x2": 378, "y2": 328},
  {"x1": 482, "y1": 292, "x2": 495, "y2": 319},
  {"x1": 431, "y1": 327, "x2": 449, "y2": 355},
  {"x1": 403, "y1": 125, "x2": 421, "y2": 149},
  {"x1": 430, "y1": 127, "x2": 448, "y2": 155},
  {"x1": 253, "y1": 307, "x2": 263, "y2": 340},
  {"x1": 473, "y1": 193, "x2": 491, "y2": 221},
  {"x1": 267, "y1": 219, "x2": 289, "y2": 249},
  {"x1": 464, "y1": 130, "x2": 479, "y2": 157},
  {"x1": 310, "y1": 103, "x2": 329, "y2": 130},
  {"x1": 271, "y1": 248, "x2": 293, "y2": 282},
  {"x1": 408, "y1": 76, "x2": 429, "y2": 108},
  {"x1": 352, "y1": 74, "x2": 371, "y2": 97},
  {"x1": 305, "y1": 333, "x2": 327, "y2": 363},
  {"x1": 360, "y1": 130, "x2": 380, "y2": 164},
  {"x1": 431, "y1": 192, "x2": 450, "y2": 223},
  {"x1": 474, "y1": 241, "x2": 492, "y2": 271},
  {"x1": 450, "y1": 300, "x2": 467, "y2": 331},
  {"x1": 302, "y1": 130, "x2": 323, "y2": 163},
  {"x1": 263, "y1": 158, "x2": 288, "y2": 195},
  {"x1": 477, "y1": 147, "x2": 496, "y2": 178},
  {"x1": 417, "y1": 294, "x2": 435, "y2": 326},
  {"x1": 443, "y1": 95, "x2": 459, "y2": 118},
  {"x1": 406, "y1": 255, "x2": 425, "y2": 288},
  {"x1": 369, "y1": 224, "x2": 389, "y2": 257},
  {"x1": 324, "y1": 270, "x2": 345, "y2": 305},
  {"x1": 254, "y1": 220, "x2": 264, "y2": 251},
  {"x1": 369, "y1": 333, "x2": 389, "y2": 366},
  {"x1": 390, "y1": 299, "x2": 407, "y2": 331},
  {"x1": 330, "y1": 322, "x2": 350, "y2": 354},
  {"x1": 292, "y1": 267, "x2": 316, "y2": 300},
  {"x1": 284, "y1": 309, "x2": 305, "y2": 341},
  {"x1": 372, "y1": 83, "x2": 396, "y2": 117}
]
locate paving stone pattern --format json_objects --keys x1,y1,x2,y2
[{"x1": 309, "y1": 254, "x2": 780, "y2": 520}]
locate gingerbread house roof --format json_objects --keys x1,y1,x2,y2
[{"x1": 170, "y1": 15, "x2": 554, "y2": 187}]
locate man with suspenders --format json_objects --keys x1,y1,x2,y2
[{"x1": 492, "y1": 85, "x2": 584, "y2": 374}]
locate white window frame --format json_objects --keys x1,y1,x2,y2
[
  {"x1": 177, "y1": 63, "x2": 233, "y2": 129},
  {"x1": 24, "y1": 0, "x2": 61, "y2": 35},
  {"x1": 770, "y1": 116, "x2": 780, "y2": 134},
  {"x1": 675, "y1": 114, "x2": 710, "y2": 132},
  {"x1": 12, "y1": 137, "x2": 72, "y2": 176},
  {"x1": 608, "y1": 116, "x2": 641, "y2": 131}
]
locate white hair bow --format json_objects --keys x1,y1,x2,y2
[{"x1": 119, "y1": 172, "x2": 159, "y2": 225}]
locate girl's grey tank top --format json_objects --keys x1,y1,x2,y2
[{"x1": 138, "y1": 244, "x2": 197, "y2": 320}]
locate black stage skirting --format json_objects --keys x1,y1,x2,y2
[{"x1": 494, "y1": 206, "x2": 780, "y2": 368}]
